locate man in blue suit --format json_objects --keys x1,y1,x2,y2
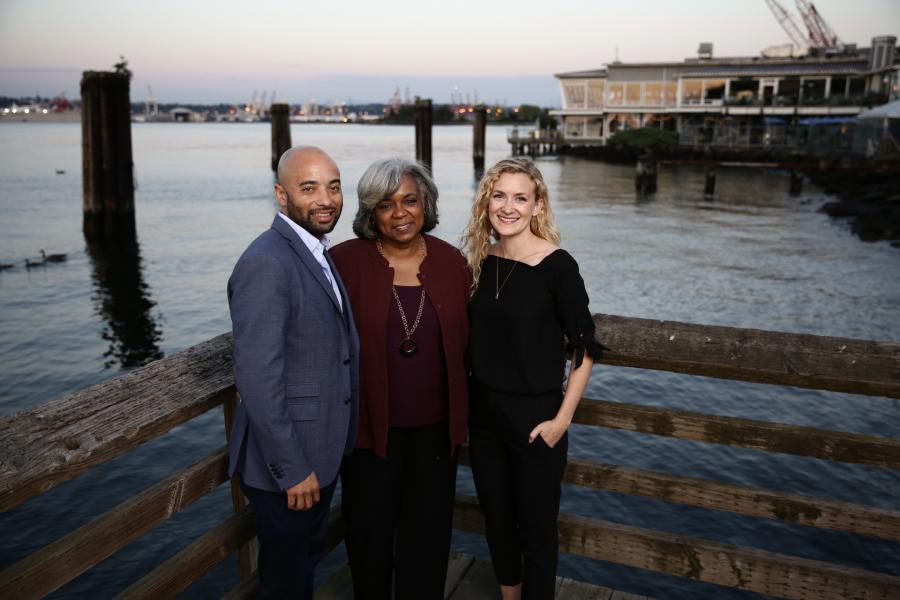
[{"x1": 227, "y1": 146, "x2": 359, "y2": 599}]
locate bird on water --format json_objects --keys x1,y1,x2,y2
[
  {"x1": 25, "y1": 258, "x2": 46, "y2": 269},
  {"x1": 40, "y1": 250, "x2": 67, "y2": 263}
]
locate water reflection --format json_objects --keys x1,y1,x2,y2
[{"x1": 86, "y1": 233, "x2": 163, "y2": 368}]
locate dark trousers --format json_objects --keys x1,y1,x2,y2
[
  {"x1": 468, "y1": 385, "x2": 567, "y2": 600},
  {"x1": 341, "y1": 421, "x2": 458, "y2": 600},
  {"x1": 241, "y1": 479, "x2": 336, "y2": 600}
]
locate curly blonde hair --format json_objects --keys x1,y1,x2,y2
[{"x1": 460, "y1": 158, "x2": 560, "y2": 290}]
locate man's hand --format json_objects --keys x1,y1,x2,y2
[{"x1": 286, "y1": 472, "x2": 320, "y2": 511}]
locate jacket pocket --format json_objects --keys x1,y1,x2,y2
[{"x1": 286, "y1": 383, "x2": 320, "y2": 421}]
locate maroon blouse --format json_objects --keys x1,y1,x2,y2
[{"x1": 386, "y1": 286, "x2": 448, "y2": 427}]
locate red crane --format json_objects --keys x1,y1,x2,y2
[
  {"x1": 763, "y1": 0, "x2": 841, "y2": 48},
  {"x1": 763, "y1": 0, "x2": 806, "y2": 47},
  {"x1": 795, "y1": 0, "x2": 840, "y2": 47}
]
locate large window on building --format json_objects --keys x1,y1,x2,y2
[
  {"x1": 563, "y1": 81, "x2": 586, "y2": 109},
  {"x1": 644, "y1": 83, "x2": 663, "y2": 105},
  {"x1": 607, "y1": 83, "x2": 624, "y2": 106},
  {"x1": 729, "y1": 79, "x2": 757, "y2": 104},
  {"x1": 644, "y1": 114, "x2": 676, "y2": 130},
  {"x1": 565, "y1": 116, "x2": 586, "y2": 138},
  {"x1": 664, "y1": 82, "x2": 677, "y2": 105},
  {"x1": 587, "y1": 80, "x2": 606, "y2": 108},
  {"x1": 703, "y1": 80, "x2": 726, "y2": 102},
  {"x1": 586, "y1": 117, "x2": 604, "y2": 138},
  {"x1": 608, "y1": 113, "x2": 639, "y2": 134},
  {"x1": 777, "y1": 77, "x2": 800, "y2": 105},
  {"x1": 625, "y1": 83, "x2": 642, "y2": 105},
  {"x1": 681, "y1": 80, "x2": 702, "y2": 104},
  {"x1": 848, "y1": 77, "x2": 866, "y2": 99},
  {"x1": 801, "y1": 78, "x2": 826, "y2": 104},
  {"x1": 830, "y1": 76, "x2": 848, "y2": 97}
]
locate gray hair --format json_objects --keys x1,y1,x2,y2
[{"x1": 352, "y1": 158, "x2": 439, "y2": 240}]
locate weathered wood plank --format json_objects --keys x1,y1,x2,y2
[
  {"x1": 557, "y1": 576, "x2": 615, "y2": 599},
  {"x1": 115, "y1": 506, "x2": 254, "y2": 599},
  {"x1": 0, "y1": 448, "x2": 228, "y2": 599},
  {"x1": 445, "y1": 558, "x2": 498, "y2": 600},
  {"x1": 593, "y1": 314, "x2": 900, "y2": 398},
  {"x1": 574, "y1": 398, "x2": 900, "y2": 468},
  {"x1": 444, "y1": 552, "x2": 475, "y2": 599},
  {"x1": 314, "y1": 564, "x2": 353, "y2": 599},
  {"x1": 458, "y1": 447, "x2": 900, "y2": 539},
  {"x1": 221, "y1": 572, "x2": 258, "y2": 600},
  {"x1": 0, "y1": 333, "x2": 235, "y2": 512},
  {"x1": 454, "y1": 496, "x2": 900, "y2": 600}
]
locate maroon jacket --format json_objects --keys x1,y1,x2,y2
[{"x1": 330, "y1": 234, "x2": 471, "y2": 458}]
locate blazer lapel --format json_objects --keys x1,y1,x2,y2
[{"x1": 271, "y1": 217, "x2": 343, "y2": 314}]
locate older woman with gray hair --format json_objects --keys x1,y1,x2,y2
[{"x1": 330, "y1": 158, "x2": 471, "y2": 599}]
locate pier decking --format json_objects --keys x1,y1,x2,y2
[
  {"x1": 314, "y1": 554, "x2": 653, "y2": 599},
  {"x1": 1, "y1": 314, "x2": 899, "y2": 598}
]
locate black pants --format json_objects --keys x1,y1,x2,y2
[
  {"x1": 341, "y1": 421, "x2": 458, "y2": 600},
  {"x1": 241, "y1": 479, "x2": 336, "y2": 600},
  {"x1": 468, "y1": 385, "x2": 567, "y2": 600}
]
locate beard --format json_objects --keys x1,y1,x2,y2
[{"x1": 286, "y1": 201, "x2": 341, "y2": 237}]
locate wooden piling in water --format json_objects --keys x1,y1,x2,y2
[
  {"x1": 789, "y1": 170, "x2": 803, "y2": 196},
  {"x1": 270, "y1": 103, "x2": 292, "y2": 173},
  {"x1": 81, "y1": 71, "x2": 135, "y2": 238},
  {"x1": 635, "y1": 155, "x2": 658, "y2": 194},
  {"x1": 473, "y1": 107, "x2": 486, "y2": 172},
  {"x1": 704, "y1": 168, "x2": 717, "y2": 197},
  {"x1": 414, "y1": 98, "x2": 433, "y2": 171}
]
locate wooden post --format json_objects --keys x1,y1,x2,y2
[
  {"x1": 414, "y1": 98, "x2": 433, "y2": 171},
  {"x1": 635, "y1": 154, "x2": 658, "y2": 194},
  {"x1": 473, "y1": 106, "x2": 486, "y2": 172},
  {"x1": 789, "y1": 170, "x2": 803, "y2": 196},
  {"x1": 704, "y1": 167, "x2": 717, "y2": 198},
  {"x1": 81, "y1": 71, "x2": 135, "y2": 238},
  {"x1": 270, "y1": 103, "x2": 292, "y2": 172}
]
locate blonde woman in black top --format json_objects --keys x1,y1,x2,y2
[{"x1": 461, "y1": 158, "x2": 602, "y2": 600}]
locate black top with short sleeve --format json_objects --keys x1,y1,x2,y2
[{"x1": 468, "y1": 249, "x2": 603, "y2": 396}]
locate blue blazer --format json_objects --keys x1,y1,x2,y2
[{"x1": 227, "y1": 215, "x2": 359, "y2": 492}]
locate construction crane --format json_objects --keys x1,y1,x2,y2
[
  {"x1": 763, "y1": 0, "x2": 806, "y2": 48},
  {"x1": 763, "y1": 0, "x2": 841, "y2": 49},
  {"x1": 795, "y1": 0, "x2": 840, "y2": 47}
]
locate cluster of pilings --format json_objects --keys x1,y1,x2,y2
[
  {"x1": 81, "y1": 81, "x2": 492, "y2": 240},
  {"x1": 635, "y1": 155, "x2": 805, "y2": 199}
]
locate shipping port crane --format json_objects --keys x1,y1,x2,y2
[{"x1": 763, "y1": 0, "x2": 841, "y2": 49}]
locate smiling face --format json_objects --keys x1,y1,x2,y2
[
  {"x1": 487, "y1": 172, "x2": 543, "y2": 240},
  {"x1": 374, "y1": 174, "x2": 425, "y2": 248},
  {"x1": 275, "y1": 149, "x2": 343, "y2": 239}
]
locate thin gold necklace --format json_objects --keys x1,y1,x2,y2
[{"x1": 495, "y1": 253, "x2": 517, "y2": 300}]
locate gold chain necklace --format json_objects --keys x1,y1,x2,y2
[
  {"x1": 495, "y1": 254, "x2": 517, "y2": 300},
  {"x1": 377, "y1": 235, "x2": 428, "y2": 356}
]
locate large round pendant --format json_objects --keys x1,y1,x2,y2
[{"x1": 399, "y1": 338, "x2": 417, "y2": 357}]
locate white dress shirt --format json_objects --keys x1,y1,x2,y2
[{"x1": 277, "y1": 212, "x2": 343, "y2": 312}]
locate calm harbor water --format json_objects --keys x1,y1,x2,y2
[{"x1": 1, "y1": 122, "x2": 898, "y2": 598}]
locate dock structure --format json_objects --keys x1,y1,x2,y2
[
  {"x1": 508, "y1": 127, "x2": 561, "y2": 156},
  {"x1": 1, "y1": 316, "x2": 899, "y2": 598}
]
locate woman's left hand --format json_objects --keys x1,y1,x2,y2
[{"x1": 528, "y1": 418, "x2": 569, "y2": 448}]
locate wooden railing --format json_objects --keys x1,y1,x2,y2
[{"x1": 1, "y1": 315, "x2": 898, "y2": 598}]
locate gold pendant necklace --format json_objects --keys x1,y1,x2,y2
[{"x1": 495, "y1": 255, "x2": 517, "y2": 300}]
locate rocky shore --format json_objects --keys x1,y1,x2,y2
[{"x1": 813, "y1": 170, "x2": 900, "y2": 247}]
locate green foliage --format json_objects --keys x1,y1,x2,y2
[
  {"x1": 607, "y1": 127, "x2": 678, "y2": 151},
  {"x1": 113, "y1": 55, "x2": 133, "y2": 79}
]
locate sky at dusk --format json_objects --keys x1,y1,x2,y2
[{"x1": 1, "y1": 0, "x2": 898, "y2": 107}]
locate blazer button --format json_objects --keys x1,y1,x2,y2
[
  {"x1": 344, "y1": 397, "x2": 351, "y2": 405},
  {"x1": 343, "y1": 358, "x2": 350, "y2": 365}
]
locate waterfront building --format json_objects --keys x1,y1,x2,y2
[{"x1": 551, "y1": 36, "x2": 898, "y2": 150}]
